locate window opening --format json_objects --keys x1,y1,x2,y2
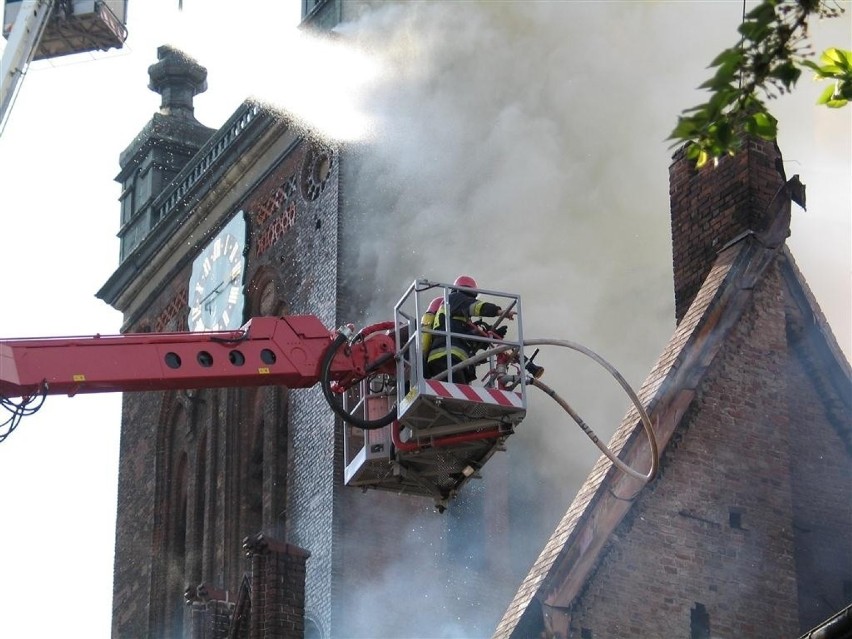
[{"x1": 691, "y1": 602, "x2": 710, "y2": 639}]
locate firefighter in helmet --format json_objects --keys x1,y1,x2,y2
[{"x1": 425, "y1": 275, "x2": 515, "y2": 383}]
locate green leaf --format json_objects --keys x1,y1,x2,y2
[
  {"x1": 710, "y1": 48, "x2": 744, "y2": 69},
  {"x1": 669, "y1": 118, "x2": 698, "y2": 141},
  {"x1": 744, "y1": 1, "x2": 777, "y2": 23},
  {"x1": 801, "y1": 59, "x2": 826, "y2": 76},
  {"x1": 822, "y1": 48, "x2": 852, "y2": 70},
  {"x1": 707, "y1": 86, "x2": 739, "y2": 111},
  {"x1": 745, "y1": 111, "x2": 777, "y2": 139},
  {"x1": 817, "y1": 84, "x2": 837, "y2": 105},
  {"x1": 738, "y1": 20, "x2": 772, "y2": 42},
  {"x1": 770, "y1": 62, "x2": 801, "y2": 90},
  {"x1": 819, "y1": 63, "x2": 844, "y2": 75},
  {"x1": 714, "y1": 121, "x2": 733, "y2": 147},
  {"x1": 817, "y1": 82, "x2": 849, "y2": 107}
]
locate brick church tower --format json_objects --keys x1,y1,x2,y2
[
  {"x1": 495, "y1": 138, "x2": 852, "y2": 638},
  {"x1": 99, "y1": 43, "x2": 322, "y2": 638},
  {"x1": 100, "y1": 7, "x2": 515, "y2": 637}
]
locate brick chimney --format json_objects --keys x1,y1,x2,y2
[
  {"x1": 669, "y1": 137, "x2": 787, "y2": 323},
  {"x1": 243, "y1": 534, "x2": 310, "y2": 639}
]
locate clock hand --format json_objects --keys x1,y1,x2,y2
[{"x1": 199, "y1": 282, "x2": 226, "y2": 309}]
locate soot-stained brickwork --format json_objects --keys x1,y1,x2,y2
[
  {"x1": 242, "y1": 138, "x2": 341, "y2": 634},
  {"x1": 105, "y1": 46, "x2": 342, "y2": 634},
  {"x1": 566, "y1": 263, "x2": 802, "y2": 637}
]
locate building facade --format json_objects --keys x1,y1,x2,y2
[
  {"x1": 100, "y1": 19, "x2": 513, "y2": 639},
  {"x1": 99, "y1": 43, "x2": 334, "y2": 638}
]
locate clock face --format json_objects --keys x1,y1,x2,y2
[{"x1": 188, "y1": 213, "x2": 246, "y2": 331}]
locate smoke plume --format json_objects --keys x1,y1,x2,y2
[
  {"x1": 335, "y1": 2, "x2": 686, "y2": 635},
  {"x1": 152, "y1": 2, "x2": 849, "y2": 635},
  {"x1": 331, "y1": 2, "x2": 849, "y2": 635}
]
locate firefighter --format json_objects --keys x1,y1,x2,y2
[{"x1": 425, "y1": 275, "x2": 515, "y2": 383}]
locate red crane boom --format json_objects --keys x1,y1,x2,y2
[
  {"x1": 0, "y1": 280, "x2": 530, "y2": 510},
  {"x1": 0, "y1": 315, "x2": 394, "y2": 398}
]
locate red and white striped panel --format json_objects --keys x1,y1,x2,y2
[{"x1": 424, "y1": 380, "x2": 524, "y2": 409}]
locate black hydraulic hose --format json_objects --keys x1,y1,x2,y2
[{"x1": 319, "y1": 331, "x2": 397, "y2": 430}]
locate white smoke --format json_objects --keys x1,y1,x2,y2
[
  {"x1": 135, "y1": 2, "x2": 849, "y2": 636},
  {"x1": 328, "y1": 3, "x2": 850, "y2": 636},
  {"x1": 332, "y1": 3, "x2": 684, "y2": 635},
  {"x1": 341, "y1": 1, "x2": 677, "y2": 488}
]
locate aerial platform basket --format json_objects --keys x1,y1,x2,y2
[
  {"x1": 3, "y1": 1, "x2": 128, "y2": 60},
  {"x1": 343, "y1": 279, "x2": 530, "y2": 509},
  {"x1": 394, "y1": 279, "x2": 528, "y2": 433}
]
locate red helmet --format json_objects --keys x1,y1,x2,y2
[
  {"x1": 453, "y1": 275, "x2": 478, "y2": 289},
  {"x1": 426, "y1": 296, "x2": 443, "y2": 313}
]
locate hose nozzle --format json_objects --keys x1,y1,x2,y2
[{"x1": 524, "y1": 348, "x2": 545, "y2": 379}]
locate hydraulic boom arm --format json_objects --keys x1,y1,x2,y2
[
  {"x1": 0, "y1": 279, "x2": 657, "y2": 510},
  {"x1": 0, "y1": 315, "x2": 395, "y2": 398},
  {"x1": 0, "y1": 280, "x2": 545, "y2": 510},
  {"x1": 0, "y1": 0, "x2": 55, "y2": 134}
]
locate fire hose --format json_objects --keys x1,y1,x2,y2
[{"x1": 433, "y1": 339, "x2": 659, "y2": 484}]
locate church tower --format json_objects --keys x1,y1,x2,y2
[
  {"x1": 100, "y1": 43, "x2": 336, "y2": 637},
  {"x1": 102, "y1": 7, "x2": 516, "y2": 637}
]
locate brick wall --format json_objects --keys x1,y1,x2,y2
[
  {"x1": 241, "y1": 139, "x2": 341, "y2": 634},
  {"x1": 113, "y1": 279, "x2": 196, "y2": 638},
  {"x1": 568, "y1": 264, "x2": 802, "y2": 637},
  {"x1": 787, "y1": 332, "x2": 852, "y2": 631},
  {"x1": 669, "y1": 138, "x2": 785, "y2": 323},
  {"x1": 112, "y1": 391, "x2": 160, "y2": 638},
  {"x1": 189, "y1": 598, "x2": 234, "y2": 639},
  {"x1": 112, "y1": 136, "x2": 330, "y2": 637},
  {"x1": 244, "y1": 534, "x2": 310, "y2": 639}
]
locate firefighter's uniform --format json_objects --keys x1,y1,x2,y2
[{"x1": 426, "y1": 290, "x2": 502, "y2": 383}]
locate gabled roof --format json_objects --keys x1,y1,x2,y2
[{"x1": 493, "y1": 211, "x2": 852, "y2": 637}]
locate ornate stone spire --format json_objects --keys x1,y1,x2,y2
[
  {"x1": 147, "y1": 44, "x2": 208, "y2": 120},
  {"x1": 114, "y1": 45, "x2": 215, "y2": 261}
]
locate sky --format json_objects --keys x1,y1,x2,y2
[{"x1": 0, "y1": 1, "x2": 849, "y2": 637}]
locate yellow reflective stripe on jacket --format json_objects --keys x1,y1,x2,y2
[
  {"x1": 420, "y1": 311, "x2": 437, "y2": 355},
  {"x1": 432, "y1": 300, "x2": 495, "y2": 328},
  {"x1": 427, "y1": 345, "x2": 469, "y2": 364},
  {"x1": 471, "y1": 300, "x2": 489, "y2": 316},
  {"x1": 431, "y1": 308, "x2": 471, "y2": 329},
  {"x1": 431, "y1": 306, "x2": 446, "y2": 329}
]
